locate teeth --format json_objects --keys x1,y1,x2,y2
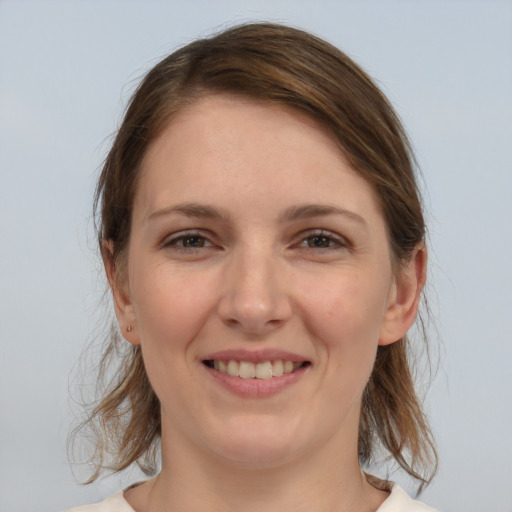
[
  {"x1": 272, "y1": 360, "x2": 284, "y2": 377},
  {"x1": 210, "y1": 359, "x2": 305, "y2": 379},
  {"x1": 256, "y1": 361, "x2": 273, "y2": 380},
  {"x1": 239, "y1": 361, "x2": 256, "y2": 379},
  {"x1": 227, "y1": 360, "x2": 239, "y2": 377}
]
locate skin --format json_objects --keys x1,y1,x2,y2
[{"x1": 108, "y1": 95, "x2": 426, "y2": 512}]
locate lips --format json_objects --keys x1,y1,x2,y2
[
  {"x1": 203, "y1": 359, "x2": 307, "y2": 379},
  {"x1": 201, "y1": 349, "x2": 311, "y2": 394}
]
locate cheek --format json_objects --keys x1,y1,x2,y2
[
  {"x1": 306, "y1": 273, "x2": 388, "y2": 343},
  {"x1": 131, "y1": 266, "x2": 215, "y2": 354},
  {"x1": 130, "y1": 267, "x2": 217, "y2": 411},
  {"x1": 300, "y1": 271, "x2": 390, "y2": 388}
]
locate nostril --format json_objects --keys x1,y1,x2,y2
[{"x1": 224, "y1": 318, "x2": 240, "y2": 328}]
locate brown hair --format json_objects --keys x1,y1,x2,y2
[{"x1": 81, "y1": 22, "x2": 437, "y2": 490}]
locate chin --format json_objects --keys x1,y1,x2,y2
[{"x1": 203, "y1": 415, "x2": 310, "y2": 469}]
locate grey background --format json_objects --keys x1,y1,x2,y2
[{"x1": 1, "y1": 1, "x2": 511, "y2": 511}]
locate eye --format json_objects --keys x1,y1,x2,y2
[
  {"x1": 297, "y1": 230, "x2": 347, "y2": 250},
  {"x1": 178, "y1": 235, "x2": 208, "y2": 248},
  {"x1": 304, "y1": 234, "x2": 336, "y2": 248},
  {"x1": 163, "y1": 231, "x2": 214, "y2": 250}
]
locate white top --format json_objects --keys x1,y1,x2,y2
[{"x1": 65, "y1": 484, "x2": 439, "y2": 511}]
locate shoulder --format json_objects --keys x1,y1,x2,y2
[
  {"x1": 64, "y1": 490, "x2": 135, "y2": 512},
  {"x1": 377, "y1": 484, "x2": 440, "y2": 512}
]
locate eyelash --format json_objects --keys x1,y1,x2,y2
[
  {"x1": 161, "y1": 229, "x2": 348, "y2": 253},
  {"x1": 296, "y1": 230, "x2": 347, "y2": 251},
  {"x1": 162, "y1": 231, "x2": 213, "y2": 251}
]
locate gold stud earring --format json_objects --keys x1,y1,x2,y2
[{"x1": 127, "y1": 325, "x2": 133, "y2": 332}]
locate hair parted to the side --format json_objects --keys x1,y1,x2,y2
[{"x1": 79, "y1": 22, "x2": 437, "y2": 491}]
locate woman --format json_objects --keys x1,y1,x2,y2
[{"x1": 69, "y1": 22, "x2": 438, "y2": 511}]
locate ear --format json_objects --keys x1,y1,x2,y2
[
  {"x1": 102, "y1": 241, "x2": 140, "y2": 345},
  {"x1": 379, "y1": 244, "x2": 427, "y2": 346}
]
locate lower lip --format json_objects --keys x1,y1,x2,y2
[{"x1": 203, "y1": 364, "x2": 308, "y2": 398}]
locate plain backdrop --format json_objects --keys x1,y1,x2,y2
[{"x1": 1, "y1": 1, "x2": 511, "y2": 511}]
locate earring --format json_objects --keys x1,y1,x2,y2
[{"x1": 127, "y1": 325, "x2": 133, "y2": 333}]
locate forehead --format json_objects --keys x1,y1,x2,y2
[{"x1": 134, "y1": 95, "x2": 383, "y2": 225}]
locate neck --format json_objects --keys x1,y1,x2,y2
[{"x1": 139, "y1": 422, "x2": 387, "y2": 512}]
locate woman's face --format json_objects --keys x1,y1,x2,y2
[{"x1": 114, "y1": 95, "x2": 420, "y2": 469}]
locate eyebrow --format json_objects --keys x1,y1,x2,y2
[
  {"x1": 147, "y1": 202, "x2": 366, "y2": 226},
  {"x1": 280, "y1": 204, "x2": 367, "y2": 226},
  {"x1": 147, "y1": 203, "x2": 230, "y2": 222}
]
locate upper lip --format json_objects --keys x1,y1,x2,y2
[{"x1": 202, "y1": 349, "x2": 309, "y2": 364}]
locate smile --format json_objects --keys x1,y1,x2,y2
[{"x1": 203, "y1": 360, "x2": 309, "y2": 380}]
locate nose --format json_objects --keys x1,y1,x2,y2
[{"x1": 217, "y1": 246, "x2": 293, "y2": 335}]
